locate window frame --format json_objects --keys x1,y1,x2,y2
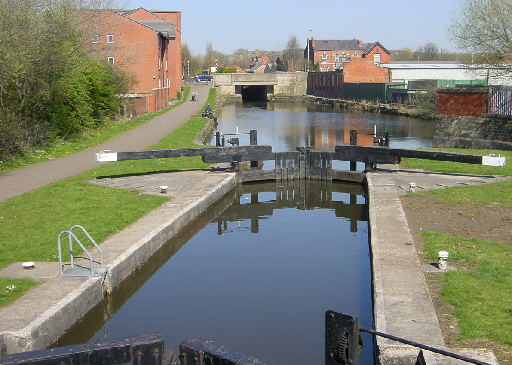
[{"x1": 107, "y1": 34, "x2": 114, "y2": 43}]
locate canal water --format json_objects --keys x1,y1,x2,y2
[{"x1": 56, "y1": 103, "x2": 435, "y2": 364}]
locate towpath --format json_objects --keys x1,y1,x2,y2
[{"x1": 0, "y1": 83, "x2": 211, "y2": 201}]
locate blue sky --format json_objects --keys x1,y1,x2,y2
[{"x1": 127, "y1": 0, "x2": 461, "y2": 55}]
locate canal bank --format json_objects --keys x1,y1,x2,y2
[
  {"x1": 0, "y1": 170, "x2": 236, "y2": 354},
  {"x1": 0, "y1": 163, "x2": 504, "y2": 363},
  {"x1": 367, "y1": 167, "x2": 501, "y2": 364}
]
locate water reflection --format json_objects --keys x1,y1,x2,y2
[
  {"x1": 56, "y1": 181, "x2": 373, "y2": 365},
  {"x1": 216, "y1": 181, "x2": 367, "y2": 235},
  {"x1": 213, "y1": 102, "x2": 435, "y2": 152}
]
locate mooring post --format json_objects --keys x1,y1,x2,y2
[
  {"x1": 250, "y1": 129, "x2": 258, "y2": 170},
  {"x1": 215, "y1": 131, "x2": 221, "y2": 147},
  {"x1": 221, "y1": 134, "x2": 225, "y2": 147},
  {"x1": 350, "y1": 130, "x2": 357, "y2": 171}
]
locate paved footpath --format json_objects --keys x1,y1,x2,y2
[{"x1": 0, "y1": 83, "x2": 211, "y2": 201}]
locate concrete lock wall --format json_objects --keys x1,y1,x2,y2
[{"x1": 434, "y1": 114, "x2": 512, "y2": 150}]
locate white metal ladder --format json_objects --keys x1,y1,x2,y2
[{"x1": 57, "y1": 225, "x2": 104, "y2": 276}]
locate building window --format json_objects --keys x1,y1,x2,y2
[
  {"x1": 107, "y1": 56, "x2": 114, "y2": 65},
  {"x1": 334, "y1": 54, "x2": 339, "y2": 63},
  {"x1": 92, "y1": 34, "x2": 98, "y2": 43},
  {"x1": 158, "y1": 58, "x2": 161, "y2": 70},
  {"x1": 166, "y1": 77, "x2": 170, "y2": 87},
  {"x1": 321, "y1": 54, "x2": 328, "y2": 63},
  {"x1": 158, "y1": 78, "x2": 162, "y2": 88},
  {"x1": 165, "y1": 60, "x2": 168, "y2": 71},
  {"x1": 158, "y1": 37, "x2": 162, "y2": 49},
  {"x1": 374, "y1": 53, "x2": 381, "y2": 64},
  {"x1": 107, "y1": 34, "x2": 114, "y2": 43}
]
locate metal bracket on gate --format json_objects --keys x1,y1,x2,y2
[
  {"x1": 179, "y1": 339, "x2": 272, "y2": 365},
  {"x1": 325, "y1": 311, "x2": 362, "y2": 365},
  {"x1": 326, "y1": 310, "x2": 493, "y2": 365}
]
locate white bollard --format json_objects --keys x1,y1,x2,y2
[{"x1": 438, "y1": 251, "x2": 449, "y2": 270}]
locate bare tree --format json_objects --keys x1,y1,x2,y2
[
  {"x1": 283, "y1": 35, "x2": 304, "y2": 71},
  {"x1": 204, "y1": 41, "x2": 213, "y2": 71},
  {"x1": 450, "y1": 0, "x2": 512, "y2": 72}
]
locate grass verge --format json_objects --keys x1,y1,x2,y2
[
  {"x1": 422, "y1": 231, "x2": 512, "y2": 346},
  {"x1": 0, "y1": 278, "x2": 39, "y2": 309},
  {"x1": 0, "y1": 88, "x2": 215, "y2": 288},
  {"x1": 404, "y1": 147, "x2": 512, "y2": 354},
  {"x1": 403, "y1": 148, "x2": 512, "y2": 206},
  {"x1": 0, "y1": 87, "x2": 191, "y2": 173}
]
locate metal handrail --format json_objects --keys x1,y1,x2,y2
[
  {"x1": 57, "y1": 226, "x2": 103, "y2": 276},
  {"x1": 70, "y1": 225, "x2": 103, "y2": 268}
]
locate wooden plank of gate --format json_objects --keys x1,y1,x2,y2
[
  {"x1": 275, "y1": 153, "x2": 281, "y2": 181},
  {"x1": 326, "y1": 153, "x2": 333, "y2": 181}
]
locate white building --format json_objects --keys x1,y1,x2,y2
[{"x1": 382, "y1": 61, "x2": 512, "y2": 87}]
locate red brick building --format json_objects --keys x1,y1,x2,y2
[
  {"x1": 88, "y1": 8, "x2": 182, "y2": 115},
  {"x1": 305, "y1": 39, "x2": 391, "y2": 73}
]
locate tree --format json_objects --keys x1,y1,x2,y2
[
  {"x1": 204, "y1": 41, "x2": 213, "y2": 70},
  {"x1": 282, "y1": 35, "x2": 304, "y2": 72},
  {"x1": 449, "y1": 0, "x2": 512, "y2": 71},
  {"x1": 417, "y1": 42, "x2": 440, "y2": 60},
  {"x1": 0, "y1": 0, "x2": 129, "y2": 160}
]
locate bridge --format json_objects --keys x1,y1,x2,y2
[{"x1": 213, "y1": 72, "x2": 307, "y2": 100}]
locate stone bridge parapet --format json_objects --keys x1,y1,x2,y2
[{"x1": 213, "y1": 72, "x2": 307, "y2": 98}]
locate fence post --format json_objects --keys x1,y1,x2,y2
[{"x1": 215, "y1": 131, "x2": 221, "y2": 147}]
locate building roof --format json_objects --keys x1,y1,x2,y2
[
  {"x1": 314, "y1": 39, "x2": 363, "y2": 51},
  {"x1": 312, "y1": 39, "x2": 390, "y2": 54},
  {"x1": 138, "y1": 20, "x2": 176, "y2": 38},
  {"x1": 362, "y1": 42, "x2": 390, "y2": 55}
]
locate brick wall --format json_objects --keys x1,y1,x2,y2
[
  {"x1": 313, "y1": 50, "x2": 364, "y2": 72},
  {"x1": 154, "y1": 11, "x2": 182, "y2": 99},
  {"x1": 436, "y1": 91, "x2": 488, "y2": 116},
  {"x1": 363, "y1": 45, "x2": 391, "y2": 64},
  {"x1": 343, "y1": 58, "x2": 390, "y2": 83},
  {"x1": 87, "y1": 9, "x2": 181, "y2": 110}
]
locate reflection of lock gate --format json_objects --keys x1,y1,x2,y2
[{"x1": 2, "y1": 312, "x2": 492, "y2": 365}]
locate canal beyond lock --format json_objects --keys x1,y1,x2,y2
[{"x1": 56, "y1": 102, "x2": 435, "y2": 364}]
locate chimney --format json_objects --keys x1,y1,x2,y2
[
  {"x1": 311, "y1": 37, "x2": 315, "y2": 47},
  {"x1": 358, "y1": 39, "x2": 362, "y2": 47}
]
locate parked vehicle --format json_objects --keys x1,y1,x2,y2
[{"x1": 194, "y1": 73, "x2": 213, "y2": 82}]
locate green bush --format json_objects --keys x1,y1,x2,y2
[
  {"x1": 0, "y1": 0, "x2": 130, "y2": 159},
  {"x1": 216, "y1": 66, "x2": 238, "y2": 73}
]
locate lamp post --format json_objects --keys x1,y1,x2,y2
[
  {"x1": 187, "y1": 60, "x2": 190, "y2": 79},
  {"x1": 306, "y1": 29, "x2": 312, "y2": 72}
]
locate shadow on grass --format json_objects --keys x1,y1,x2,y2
[
  {"x1": 379, "y1": 167, "x2": 497, "y2": 178},
  {"x1": 94, "y1": 167, "x2": 218, "y2": 180}
]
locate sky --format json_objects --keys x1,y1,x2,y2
[{"x1": 126, "y1": 0, "x2": 462, "y2": 55}]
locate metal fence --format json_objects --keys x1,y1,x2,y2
[{"x1": 488, "y1": 86, "x2": 512, "y2": 116}]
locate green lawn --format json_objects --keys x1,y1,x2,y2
[
  {"x1": 403, "y1": 148, "x2": 512, "y2": 206},
  {"x1": 0, "y1": 278, "x2": 39, "y2": 309},
  {"x1": 422, "y1": 231, "x2": 512, "y2": 346},
  {"x1": 0, "y1": 87, "x2": 191, "y2": 174},
  {"x1": 403, "y1": 148, "x2": 512, "y2": 350},
  {"x1": 0, "y1": 88, "x2": 215, "y2": 308}
]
